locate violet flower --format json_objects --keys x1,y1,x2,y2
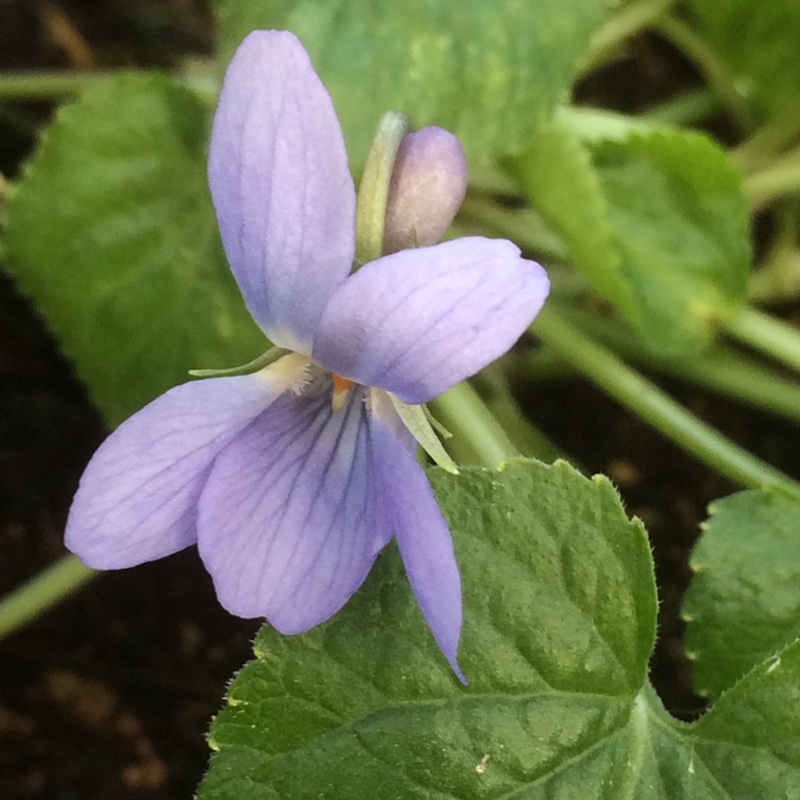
[{"x1": 66, "y1": 30, "x2": 550, "y2": 679}]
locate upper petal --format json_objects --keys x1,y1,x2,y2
[
  {"x1": 208, "y1": 30, "x2": 356, "y2": 353},
  {"x1": 313, "y1": 237, "x2": 550, "y2": 403},
  {"x1": 370, "y1": 399, "x2": 465, "y2": 682},
  {"x1": 196, "y1": 384, "x2": 392, "y2": 632},
  {"x1": 65, "y1": 368, "x2": 298, "y2": 570}
]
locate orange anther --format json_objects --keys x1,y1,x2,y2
[
  {"x1": 332, "y1": 373, "x2": 355, "y2": 396},
  {"x1": 331, "y1": 373, "x2": 355, "y2": 413}
]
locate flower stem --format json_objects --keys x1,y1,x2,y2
[
  {"x1": 0, "y1": 70, "x2": 114, "y2": 99},
  {"x1": 474, "y1": 365, "x2": 565, "y2": 464},
  {"x1": 748, "y1": 202, "x2": 800, "y2": 303},
  {"x1": 734, "y1": 100, "x2": 800, "y2": 172},
  {"x1": 742, "y1": 152, "x2": 800, "y2": 210},
  {"x1": 538, "y1": 307, "x2": 800, "y2": 425},
  {"x1": 0, "y1": 68, "x2": 217, "y2": 101},
  {"x1": 653, "y1": 15, "x2": 753, "y2": 133},
  {"x1": 0, "y1": 555, "x2": 96, "y2": 640},
  {"x1": 638, "y1": 89, "x2": 719, "y2": 127},
  {"x1": 533, "y1": 308, "x2": 800, "y2": 494},
  {"x1": 581, "y1": 0, "x2": 676, "y2": 74},
  {"x1": 430, "y1": 382, "x2": 520, "y2": 468},
  {"x1": 720, "y1": 306, "x2": 800, "y2": 373}
]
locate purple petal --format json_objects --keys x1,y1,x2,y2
[
  {"x1": 208, "y1": 31, "x2": 356, "y2": 353},
  {"x1": 196, "y1": 385, "x2": 391, "y2": 632},
  {"x1": 370, "y1": 401, "x2": 465, "y2": 681},
  {"x1": 65, "y1": 372, "x2": 290, "y2": 569},
  {"x1": 313, "y1": 237, "x2": 550, "y2": 403}
]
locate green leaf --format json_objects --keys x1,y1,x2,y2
[
  {"x1": 683, "y1": 488, "x2": 800, "y2": 700},
  {"x1": 3, "y1": 74, "x2": 264, "y2": 427},
  {"x1": 198, "y1": 459, "x2": 800, "y2": 798},
  {"x1": 505, "y1": 119, "x2": 638, "y2": 322},
  {"x1": 215, "y1": 0, "x2": 615, "y2": 166},
  {"x1": 690, "y1": 637, "x2": 800, "y2": 797},
  {"x1": 511, "y1": 125, "x2": 751, "y2": 354},
  {"x1": 687, "y1": 0, "x2": 800, "y2": 117}
]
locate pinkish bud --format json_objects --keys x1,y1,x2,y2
[{"x1": 383, "y1": 127, "x2": 468, "y2": 254}]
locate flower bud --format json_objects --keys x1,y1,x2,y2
[{"x1": 383, "y1": 127, "x2": 468, "y2": 254}]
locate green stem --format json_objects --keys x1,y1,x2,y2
[
  {"x1": 0, "y1": 68, "x2": 217, "y2": 101},
  {"x1": 533, "y1": 308, "x2": 800, "y2": 494},
  {"x1": 653, "y1": 16, "x2": 753, "y2": 133},
  {"x1": 720, "y1": 306, "x2": 800, "y2": 373},
  {"x1": 748, "y1": 201, "x2": 800, "y2": 303},
  {"x1": 474, "y1": 365, "x2": 565, "y2": 464},
  {"x1": 552, "y1": 307, "x2": 800, "y2": 425},
  {"x1": 743, "y1": 151, "x2": 800, "y2": 210},
  {"x1": 516, "y1": 346, "x2": 575, "y2": 381},
  {"x1": 581, "y1": 0, "x2": 676, "y2": 74},
  {"x1": 734, "y1": 101, "x2": 800, "y2": 172},
  {"x1": 0, "y1": 71, "x2": 115, "y2": 99},
  {"x1": 430, "y1": 382, "x2": 519, "y2": 468},
  {"x1": 0, "y1": 554, "x2": 96, "y2": 640},
  {"x1": 638, "y1": 89, "x2": 720, "y2": 127}
]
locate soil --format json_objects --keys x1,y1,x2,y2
[{"x1": 1, "y1": 3, "x2": 798, "y2": 798}]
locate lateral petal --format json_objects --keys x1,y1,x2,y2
[
  {"x1": 370, "y1": 403, "x2": 465, "y2": 681},
  {"x1": 208, "y1": 30, "x2": 356, "y2": 352},
  {"x1": 65, "y1": 366, "x2": 300, "y2": 569},
  {"x1": 313, "y1": 237, "x2": 549, "y2": 403},
  {"x1": 197, "y1": 385, "x2": 391, "y2": 632}
]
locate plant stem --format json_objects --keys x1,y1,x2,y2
[
  {"x1": 474, "y1": 365, "x2": 565, "y2": 464},
  {"x1": 0, "y1": 555, "x2": 96, "y2": 640},
  {"x1": 653, "y1": 16, "x2": 753, "y2": 133},
  {"x1": 581, "y1": 0, "x2": 676, "y2": 74},
  {"x1": 430, "y1": 382, "x2": 520, "y2": 468},
  {"x1": 533, "y1": 308, "x2": 800, "y2": 494},
  {"x1": 743, "y1": 151, "x2": 800, "y2": 210},
  {"x1": 720, "y1": 306, "x2": 800, "y2": 373},
  {"x1": 0, "y1": 70, "x2": 125, "y2": 99},
  {"x1": 0, "y1": 68, "x2": 216, "y2": 101},
  {"x1": 734, "y1": 101, "x2": 800, "y2": 172},
  {"x1": 550, "y1": 307, "x2": 800, "y2": 425},
  {"x1": 639, "y1": 89, "x2": 719, "y2": 127},
  {"x1": 748, "y1": 202, "x2": 800, "y2": 303}
]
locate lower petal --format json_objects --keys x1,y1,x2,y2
[
  {"x1": 65, "y1": 365, "x2": 301, "y2": 569},
  {"x1": 370, "y1": 409, "x2": 466, "y2": 682},
  {"x1": 197, "y1": 386, "x2": 391, "y2": 632}
]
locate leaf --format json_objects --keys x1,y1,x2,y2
[
  {"x1": 683, "y1": 488, "x2": 800, "y2": 700},
  {"x1": 215, "y1": 0, "x2": 616, "y2": 166},
  {"x1": 2, "y1": 74, "x2": 264, "y2": 427},
  {"x1": 687, "y1": 0, "x2": 800, "y2": 117},
  {"x1": 198, "y1": 459, "x2": 800, "y2": 798},
  {"x1": 511, "y1": 125, "x2": 751, "y2": 354},
  {"x1": 690, "y1": 638, "x2": 800, "y2": 797},
  {"x1": 505, "y1": 119, "x2": 638, "y2": 322}
]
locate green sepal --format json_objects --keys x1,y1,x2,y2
[
  {"x1": 389, "y1": 394, "x2": 459, "y2": 474},
  {"x1": 423, "y1": 404, "x2": 453, "y2": 439},
  {"x1": 188, "y1": 347, "x2": 291, "y2": 378},
  {"x1": 354, "y1": 111, "x2": 410, "y2": 266}
]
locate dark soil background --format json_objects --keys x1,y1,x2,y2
[{"x1": 0, "y1": 3, "x2": 798, "y2": 798}]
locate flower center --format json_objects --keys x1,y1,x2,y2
[{"x1": 331, "y1": 373, "x2": 355, "y2": 413}]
